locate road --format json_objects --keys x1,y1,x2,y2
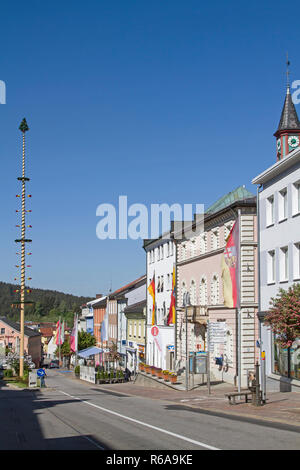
[{"x1": 1, "y1": 369, "x2": 299, "y2": 450}]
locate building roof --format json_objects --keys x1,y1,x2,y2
[
  {"x1": 252, "y1": 145, "x2": 300, "y2": 185},
  {"x1": 109, "y1": 275, "x2": 146, "y2": 298},
  {"x1": 205, "y1": 186, "x2": 255, "y2": 215},
  {"x1": 0, "y1": 317, "x2": 41, "y2": 338},
  {"x1": 124, "y1": 300, "x2": 146, "y2": 315},
  {"x1": 39, "y1": 327, "x2": 56, "y2": 337},
  {"x1": 276, "y1": 86, "x2": 300, "y2": 133}
]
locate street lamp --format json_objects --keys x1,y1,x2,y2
[{"x1": 182, "y1": 292, "x2": 191, "y2": 391}]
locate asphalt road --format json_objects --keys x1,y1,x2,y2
[{"x1": 1, "y1": 369, "x2": 300, "y2": 450}]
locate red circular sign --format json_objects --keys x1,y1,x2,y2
[{"x1": 151, "y1": 326, "x2": 159, "y2": 337}]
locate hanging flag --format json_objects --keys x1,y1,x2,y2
[
  {"x1": 55, "y1": 320, "x2": 62, "y2": 345},
  {"x1": 60, "y1": 321, "x2": 65, "y2": 344},
  {"x1": 101, "y1": 308, "x2": 109, "y2": 342},
  {"x1": 70, "y1": 314, "x2": 78, "y2": 352},
  {"x1": 221, "y1": 220, "x2": 240, "y2": 308},
  {"x1": 147, "y1": 273, "x2": 156, "y2": 325},
  {"x1": 167, "y1": 266, "x2": 176, "y2": 325}
]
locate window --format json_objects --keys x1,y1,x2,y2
[
  {"x1": 0, "y1": 328, "x2": 5, "y2": 335},
  {"x1": 157, "y1": 276, "x2": 161, "y2": 293},
  {"x1": 160, "y1": 245, "x2": 164, "y2": 260},
  {"x1": 161, "y1": 275, "x2": 164, "y2": 292},
  {"x1": 267, "y1": 250, "x2": 276, "y2": 284},
  {"x1": 273, "y1": 337, "x2": 300, "y2": 380},
  {"x1": 157, "y1": 247, "x2": 160, "y2": 261},
  {"x1": 224, "y1": 222, "x2": 233, "y2": 245},
  {"x1": 190, "y1": 280, "x2": 196, "y2": 305},
  {"x1": 211, "y1": 275, "x2": 219, "y2": 305},
  {"x1": 169, "y1": 241, "x2": 173, "y2": 256},
  {"x1": 278, "y1": 188, "x2": 288, "y2": 221},
  {"x1": 166, "y1": 243, "x2": 169, "y2": 257},
  {"x1": 134, "y1": 322, "x2": 137, "y2": 337},
  {"x1": 266, "y1": 195, "x2": 275, "y2": 227},
  {"x1": 199, "y1": 233, "x2": 207, "y2": 254},
  {"x1": 279, "y1": 246, "x2": 289, "y2": 282},
  {"x1": 199, "y1": 277, "x2": 207, "y2": 305},
  {"x1": 190, "y1": 238, "x2": 197, "y2": 257},
  {"x1": 211, "y1": 228, "x2": 219, "y2": 250},
  {"x1": 292, "y1": 181, "x2": 300, "y2": 215},
  {"x1": 293, "y1": 243, "x2": 300, "y2": 280},
  {"x1": 181, "y1": 281, "x2": 187, "y2": 306},
  {"x1": 181, "y1": 244, "x2": 186, "y2": 261}
]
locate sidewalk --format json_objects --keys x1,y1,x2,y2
[{"x1": 99, "y1": 379, "x2": 300, "y2": 429}]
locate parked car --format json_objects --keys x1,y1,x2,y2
[
  {"x1": 27, "y1": 362, "x2": 35, "y2": 370},
  {"x1": 49, "y1": 361, "x2": 59, "y2": 369}
]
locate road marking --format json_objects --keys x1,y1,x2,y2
[{"x1": 59, "y1": 390, "x2": 220, "y2": 450}]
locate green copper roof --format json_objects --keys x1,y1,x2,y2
[{"x1": 206, "y1": 186, "x2": 255, "y2": 215}]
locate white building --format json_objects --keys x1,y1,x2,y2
[
  {"x1": 252, "y1": 84, "x2": 300, "y2": 390},
  {"x1": 143, "y1": 236, "x2": 176, "y2": 371}
]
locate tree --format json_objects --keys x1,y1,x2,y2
[
  {"x1": 264, "y1": 283, "x2": 300, "y2": 348},
  {"x1": 108, "y1": 341, "x2": 120, "y2": 363},
  {"x1": 78, "y1": 330, "x2": 96, "y2": 351}
]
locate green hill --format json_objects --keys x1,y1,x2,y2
[{"x1": 0, "y1": 281, "x2": 92, "y2": 327}]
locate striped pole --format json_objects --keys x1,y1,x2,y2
[{"x1": 17, "y1": 118, "x2": 30, "y2": 378}]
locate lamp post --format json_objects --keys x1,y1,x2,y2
[{"x1": 183, "y1": 292, "x2": 191, "y2": 391}]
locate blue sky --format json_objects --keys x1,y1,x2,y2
[{"x1": 1, "y1": 0, "x2": 300, "y2": 297}]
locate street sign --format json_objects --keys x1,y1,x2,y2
[
  {"x1": 208, "y1": 322, "x2": 226, "y2": 351},
  {"x1": 151, "y1": 326, "x2": 159, "y2": 337},
  {"x1": 37, "y1": 368, "x2": 45, "y2": 377}
]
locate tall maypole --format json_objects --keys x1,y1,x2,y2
[{"x1": 15, "y1": 118, "x2": 32, "y2": 377}]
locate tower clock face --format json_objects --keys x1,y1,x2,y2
[
  {"x1": 288, "y1": 135, "x2": 299, "y2": 148},
  {"x1": 277, "y1": 139, "x2": 281, "y2": 151}
]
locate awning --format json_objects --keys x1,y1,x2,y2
[{"x1": 77, "y1": 346, "x2": 103, "y2": 358}]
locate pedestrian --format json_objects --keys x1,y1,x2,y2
[
  {"x1": 41, "y1": 368, "x2": 47, "y2": 388},
  {"x1": 125, "y1": 368, "x2": 131, "y2": 382}
]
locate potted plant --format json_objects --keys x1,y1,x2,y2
[
  {"x1": 145, "y1": 364, "x2": 151, "y2": 374},
  {"x1": 156, "y1": 368, "x2": 163, "y2": 379},
  {"x1": 162, "y1": 370, "x2": 170, "y2": 381},
  {"x1": 74, "y1": 365, "x2": 80, "y2": 378},
  {"x1": 169, "y1": 372, "x2": 177, "y2": 384},
  {"x1": 139, "y1": 362, "x2": 145, "y2": 372},
  {"x1": 151, "y1": 366, "x2": 157, "y2": 377},
  {"x1": 104, "y1": 371, "x2": 110, "y2": 383}
]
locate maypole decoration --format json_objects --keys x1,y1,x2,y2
[{"x1": 14, "y1": 118, "x2": 33, "y2": 378}]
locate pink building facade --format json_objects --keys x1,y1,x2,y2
[
  {"x1": 176, "y1": 189, "x2": 259, "y2": 387},
  {"x1": 0, "y1": 317, "x2": 42, "y2": 367}
]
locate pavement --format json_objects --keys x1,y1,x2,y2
[{"x1": 91, "y1": 376, "x2": 300, "y2": 429}]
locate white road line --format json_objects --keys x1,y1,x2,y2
[{"x1": 59, "y1": 390, "x2": 220, "y2": 450}]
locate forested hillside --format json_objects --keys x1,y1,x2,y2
[{"x1": 0, "y1": 282, "x2": 92, "y2": 327}]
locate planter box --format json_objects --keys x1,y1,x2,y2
[
  {"x1": 163, "y1": 374, "x2": 170, "y2": 382},
  {"x1": 145, "y1": 367, "x2": 151, "y2": 374},
  {"x1": 170, "y1": 376, "x2": 177, "y2": 384}
]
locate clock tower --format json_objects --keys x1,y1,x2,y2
[{"x1": 274, "y1": 84, "x2": 300, "y2": 161}]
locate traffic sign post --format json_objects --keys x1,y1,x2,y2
[{"x1": 37, "y1": 368, "x2": 46, "y2": 388}]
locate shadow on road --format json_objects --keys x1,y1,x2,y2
[{"x1": 0, "y1": 382, "x2": 111, "y2": 450}]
